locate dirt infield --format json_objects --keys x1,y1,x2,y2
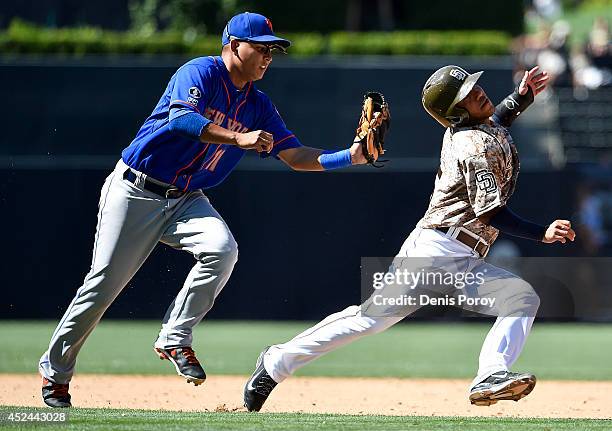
[{"x1": 2, "y1": 374, "x2": 611, "y2": 419}]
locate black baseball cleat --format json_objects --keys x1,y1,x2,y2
[
  {"x1": 154, "y1": 347, "x2": 206, "y2": 386},
  {"x1": 42, "y1": 377, "x2": 72, "y2": 408},
  {"x1": 244, "y1": 347, "x2": 278, "y2": 412},
  {"x1": 469, "y1": 371, "x2": 537, "y2": 406}
]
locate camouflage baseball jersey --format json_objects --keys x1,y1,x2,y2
[{"x1": 418, "y1": 121, "x2": 519, "y2": 245}]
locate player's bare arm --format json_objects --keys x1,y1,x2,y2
[
  {"x1": 199, "y1": 123, "x2": 273, "y2": 153},
  {"x1": 276, "y1": 141, "x2": 370, "y2": 171},
  {"x1": 277, "y1": 147, "x2": 325, "y2": 171},
  {"x1": 277, "y1": 92, "x2": 389, "y2": 171},
  {"x1": 168, "y1": 109, "x2": 274, "y2": 152}
]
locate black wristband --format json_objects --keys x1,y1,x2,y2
[
  {"x1": 489, "y1": 206, "x2": 546, "y2": 242},
  {"x1": 492, "y1": 86, "x2": 534, "y2": 127}
]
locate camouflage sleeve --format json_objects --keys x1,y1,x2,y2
[{"x1": 462, "y1": 152, "x2": 506, "y2": 217}]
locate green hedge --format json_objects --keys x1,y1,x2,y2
[
  {"x1": 0, "y1": 20, "x2": 510, "y2": 56},
  {"x1": 328, "y1": 31, "x2": 511, "y2": 56}
]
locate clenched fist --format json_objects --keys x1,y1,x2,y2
[
  {"x1": 236, "y1": 130, "x2": 274, "y2": 152},
  {"x1": 542, "y1": 219, "x2": 576, "y2": 244}
]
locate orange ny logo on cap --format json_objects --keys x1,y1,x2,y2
[{"x1": 265, "y1": 18, "x2": 273, "y2": 31}]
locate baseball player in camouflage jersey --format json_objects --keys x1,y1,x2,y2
[
  {"x1": 243, "y1": 65, "x2": 576, "y2": 411},
  {"x1": 418, "y1": 119, "x2": 520, "y2": 245}
]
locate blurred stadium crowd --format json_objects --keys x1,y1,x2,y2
[
  {"x1": 509, "y1": 1, "x2": 611, "y2": 257},
  {"x1": 516, "y1": 13, "x2": 610, "y2": 90}
]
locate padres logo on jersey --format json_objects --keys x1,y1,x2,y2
[{"x1": 475, "y1": 170, "x2": 498, "y2": 193}]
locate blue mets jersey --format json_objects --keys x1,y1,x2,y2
[{"x1": 122, "y1": 56, "x2": 302, "y2": 190}]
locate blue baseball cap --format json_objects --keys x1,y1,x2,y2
[{"x1": 222, "y1": 12, "x2": 291, "y2": 49}]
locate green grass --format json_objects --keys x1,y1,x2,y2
[
  {"x1": 0, "y1": 320, "x2": 610, "y2": 380},
  {"x1": 0, "y1": 407, "x2": 610, "y2": 431}
]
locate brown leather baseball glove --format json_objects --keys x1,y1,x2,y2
[{"x1": 354, "y1": 91, "x2": 390, "y2": 167}]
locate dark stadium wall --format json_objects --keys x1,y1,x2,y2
[{"x1": 0, "y1": 57, "x2": 586, "y2": 321}]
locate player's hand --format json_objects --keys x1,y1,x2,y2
[
  {"x1": 235, "y1": 130, "x2": 274, "y2": 152},
  {"x1": 542, "y1": 219, "x2": 576, "y2": 244},
  {"x1": 519, "y1": 66, "x2": 549, "y2": 97},
  {"x1": 349, "y1": 140, "x2": 371, "y2": 165}
]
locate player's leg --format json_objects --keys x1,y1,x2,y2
[
  {"x1": 460, "y1": 260, "x2": 540, "y2": 405},
  {"x1": 154, "y1": 191, "x2": 237, "y2": 382},
  {"x1": 39, "y1": 161, "x2": 168, "y2": 388},
  {"x1": 244, "y1": 227, "x2": 457, "y2": 411},
  {"x1": 258, "y1": 228, "x2": 432, "y2": 386},
  {"x1": 265, "y1": 305, "x2": 404, "y2": 383},
  {"x1": 468, "y1": 261, "x2": 540, "y2": 379},
  {"x1": 242, "y1": 305, "x2": 405, "y2": 411}
]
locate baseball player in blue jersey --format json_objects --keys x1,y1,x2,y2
[{"x1": 39, "y1": 12, "x2": 387, "y2": 408}]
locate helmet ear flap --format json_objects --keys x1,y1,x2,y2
[{"x1": 447, "y1": 106, "x2": 470, "y2": 126}]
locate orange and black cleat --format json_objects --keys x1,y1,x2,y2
[
  {"x1": 154, "y1": 347, "x2": 206, "y2": 386},
  {"x1": 42, "y1": 377, "x2": 71, "y2": 408}
]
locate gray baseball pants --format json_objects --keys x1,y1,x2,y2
[{"x1": 39, "y1": 160, "x2": 238, "y2": 384}]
